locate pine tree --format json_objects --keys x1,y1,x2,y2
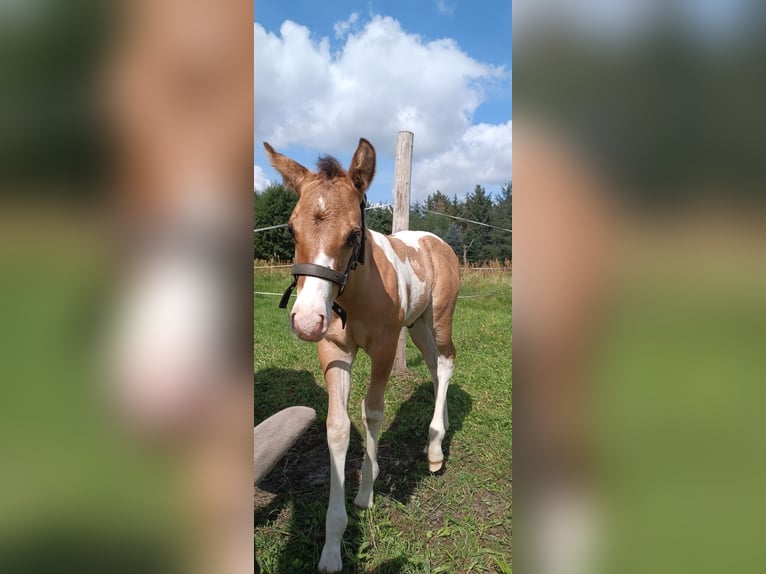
[
  {"x1": 489, "y1": 182, "x2": 512, "y2": 262},
  {"x1": 365, "y1": 205, "x2": 393, "y2": 234},
  {"x1": 463, "y1": 185, "x2": 493, "y2": 261},
  {"x1": 253, "y1": 184, "x2": 298, "y2": 260},
  {"x1": 444, "y1": 223, "x2": 464, "y2": 255}
]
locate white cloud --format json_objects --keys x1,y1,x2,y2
[
  {"x1": 253, "y1": 165, "x2": 271, "y2": 191},
  {"x1": 435, "y1": 0, "x2": 457, "y2": 17},
  {"x1": 333, "y1": 12, "x2": 359, "y2": 38},
  {"x1": 254, "y1": 15, "x2": 510, "y2": 199},
  {"x1": 413, "y1": 121, "x2": 512, "y2": 200}
]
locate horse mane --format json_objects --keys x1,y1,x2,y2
[{"x1": 316, "y1": 155, "x2": 345, "y2": 180}]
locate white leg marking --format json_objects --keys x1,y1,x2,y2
[
  {"x1": 428, "y1": 355, "x2": 454, "y2": 472},
  {"x1": 354, "y1": 402, "x2": 384, "y2": 509},
  {"x1": 319, "y1": 367, "x2": 351, "y2": 573},
  {"x1": 535, "y1": 486, "x2": 601, "y2": 574},
  {"x1": 110, "y1": 254, "x2": 226, "y2": 425},
  {"x1": 407, "y1": 319, "x2": 450, "y2": 463}
]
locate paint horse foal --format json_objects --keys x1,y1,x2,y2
[{"x1": 264, "y1": 138, "x2": 460, "y2": 572}]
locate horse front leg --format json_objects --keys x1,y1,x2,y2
[{"x1": 318, "y1": 339, "x2": 357, "y2": 573}]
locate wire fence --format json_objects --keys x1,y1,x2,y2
[
  {"x1": 254, "y1": 205, "x2": 396, "y2": 233},
  {"x1": 255, "y1": 206, "x2": 512, "y2": 234},
  {"x1": 253, "y1": 262, "x2": 511, "y2": 272},
  {"x1": 254, "y1": 257, "x2": 511, "y2": 303},
  {"x1": 254, "y1": 207, "x2": 512, "y2": 269},
  {"x1": 253, "y1": 289, "x2": 505, "y2": 300},
  {"x1": 420, "y1": 209, "x2": 512, "y2": 233}
]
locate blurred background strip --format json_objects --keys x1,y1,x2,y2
[
  {"x1": 0, "y1": 1, "x2": 253, "y2": 573},
  {"x1": 513, "y1": 1, "x2": 766, "y2": 574}
]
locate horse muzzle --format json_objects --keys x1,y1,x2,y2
[
  {"x1": 289, "y1": 276, "x2": 333, "y2": 341},
  {"x1": 290, "y1": 310, "x2": 328, "y2": 342}
]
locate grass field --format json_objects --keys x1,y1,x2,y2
[{"x1": 254, "y1": 265, "x2": 512, "y2": 573}]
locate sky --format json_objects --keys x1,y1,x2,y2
[{"x1": 254, "y1": 0, "x2": 512, "y2": 204}]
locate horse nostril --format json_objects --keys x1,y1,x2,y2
[{"x1": 290, "y1": 313, "x2": 296, "y2": 330}]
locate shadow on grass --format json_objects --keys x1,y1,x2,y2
[
  {"x1": 376, "y1": 381, "x2": 472, "y2": 503},
  {"x1": 254, "y1": 367, "x2": 472, "y2": 573}
]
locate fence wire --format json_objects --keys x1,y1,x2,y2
[
  {"x1": 253, "y1": 290, "x2": 505, "y2": 300},
  {"x1": 255, "y1": 207, "x2": 511, "y2": 234}
]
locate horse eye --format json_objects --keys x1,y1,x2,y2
[{"x1": 346, "y1": 231, "x2": 360, "y2": 246}]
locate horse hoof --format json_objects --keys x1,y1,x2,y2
[
  {"x1": 353, "y1": 491, "x2": 374, "y2": 509},
  {"x1": 318, "y1": 546, "x2": 343, "y2": 573},
  {"x1": 428, "y1": 459, "x2": 443, "y2": 473}
]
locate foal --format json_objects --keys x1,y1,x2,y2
[{"x1": 264, "y1": 138, "x2": 460, "y2": 572}]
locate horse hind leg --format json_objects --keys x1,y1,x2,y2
[
  {"x1": 408, "y1": 316, "x2": 439, "y2": 391},
  {"x1": 354, "y1": 397, "x2": 384, "y2": 509},
  {"x1": 409, "y1": 317, "x2": 453, "y2": 472},
  {"x1": 428, "y1": 343, "x2": 454, "y2": 472},
  {"x1": 354, "y1": 338, "x2": 396, "y2": 510}
]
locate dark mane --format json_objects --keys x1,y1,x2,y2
[{"x1": 316, "y1": 155, "x2": 345, "y2": 180}]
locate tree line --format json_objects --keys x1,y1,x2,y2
[{"x1": 254, "y1": 183, "x2": 512, "y2": 263}]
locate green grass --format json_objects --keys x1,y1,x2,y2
[
  {"x1": 0, "y1": 227, "x2": 187, "y2": 572},
  {"x1": 254, "y1": 267, "x2": 512, "y2": 573},
  {"x1": 590, "y1": 261, "x2": 766, "y2": 574}
]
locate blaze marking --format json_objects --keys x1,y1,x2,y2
[{"x1": 292, "y1": 251, "x2": 335, "y2": 336}]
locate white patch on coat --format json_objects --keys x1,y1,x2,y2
[
  {"x1": 392, "y1": 230, "x2": 439, "y2": 251},
  {"x1": 369, "y1": 230, "x2": 428, "y2": 324},
  {"x1": 369, "y1": 230, "x2": 398, "y2": 266}
]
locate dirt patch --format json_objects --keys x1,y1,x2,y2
[{"x1": 256, "y1": 424, "x2": 368, "y2": 498}]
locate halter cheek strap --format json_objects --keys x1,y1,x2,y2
[{"x1": 278, "y1": 199, "x2": 366, "y2": 329}]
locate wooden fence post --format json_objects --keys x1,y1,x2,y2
[{"x1": 392, "y1": 131, "x2": 413, "y2": 375}]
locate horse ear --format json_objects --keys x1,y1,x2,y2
[
  {"x1": 348, "y1": 138, "x2": 376, "y2": 194},
  {"x1": 263, "y1": 142, "x2": 310, "y2": 194}
]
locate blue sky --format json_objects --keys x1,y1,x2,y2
[{"x1": 254, "y1": 1, "x2": 512, "y2": 204}]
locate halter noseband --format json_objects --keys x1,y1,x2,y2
[{"x1": 278, "y1": 199, "x2": 366, "y2": 328}]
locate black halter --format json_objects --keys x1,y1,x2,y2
[{"x1": 278, "y1": 199, "x2": 366, "y2": 328}]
